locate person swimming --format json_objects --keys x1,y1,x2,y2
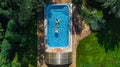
[
  {"x1": 56, "y1": 19, "x2": 60, "y2": 24},
  {"x1": 55, "y1": 19, "x2": 60, "y2": 33},
  {"x1": 55, "y1": 27, "x2": 58, "y2": 33}
]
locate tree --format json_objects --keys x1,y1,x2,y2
[
  {"x1": 95, "y1": 0, "x2": 120, "y2": 18},
  {"x1": 80, "y1": 0, "x2": 106, "y2": 31},
  {"x1": 0, "y1": 0, "x2": 43, "y2": 66},
  {"x1": 0, "y1": 39, "x2": 12, "y2": 67},
  {"x1": 0, "y1": 22, "x2": 4, "y2": 48}
]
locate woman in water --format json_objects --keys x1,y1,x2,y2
[
  {"x1": 55, "y1": 19, "x2": 60, "y2": 33},
  {"x1": 56, "y1": 19, "x2": 60, "y2": 24}
]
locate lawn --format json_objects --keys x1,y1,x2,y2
[
  {"x1": 77, "y1": 10, "x2": 120, "y2": 67},
  {"x1": 77, "y1": 33, "x2": 120, "y2": 67}
]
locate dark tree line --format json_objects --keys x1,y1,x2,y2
[
  {"x1": 74, "y1": 0, "x2": 120, "y2": 51},
  {"x1": 74, "y1": 0, "x2": 120, "y2": 18},
  {"x1": 95, "y1": 0, "x2": 120, "y2": 18},
  {"x1": 0, "y1": 0, "x2": 44, "y2": 67},
  {"x1": 73, "y1": 0, "x2": 120, "y2": 31}
]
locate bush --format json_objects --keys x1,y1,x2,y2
[
  {"x1": 89, "y1": 18, "x2": 106, "y2": 31},
  {"x1": 12, "y1": 62, "x2": 21, "y2": 67}
]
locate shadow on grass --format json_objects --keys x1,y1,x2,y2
[{"x1": 96, "y1": 12, "x2": 120, "y2": 52}]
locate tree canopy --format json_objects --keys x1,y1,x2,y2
[
  {"x1": 0, "y1": 0, "x2": 44, "y2": 66},
  {"x1": 95, "y1": 0, "x2": 120, "y2": 18}
]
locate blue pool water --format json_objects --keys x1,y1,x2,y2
[{"x1": 45, "y1": 4, "x2": 70, "y2": 48}]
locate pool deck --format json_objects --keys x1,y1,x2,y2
[
  {"x1": 52, "y1": 0, "x2": 71, "y2": 3},
  {"x1": 45, "y1": 42, "x2": 72, "y2": 53}
]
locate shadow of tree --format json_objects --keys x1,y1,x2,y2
[
  {"x1": 96, "y1": 11, "x2": 120, "y2": 52},
  {"x1": 17, "y1": 40, "x2": 37, "y2": 67},
  {"x1": 44, "y1": 0, "x2": 53, "y2": 4},
  {"x1": 15, "y1": 21, "x2": 37, "y2": 67},
  {"x1": 72, "y1": 4, "x2": 83, "y2": 35},
  {"x1": 37, "y1": 1, "x2": 54, "y2": 66},
  {"x1": 37, "y1": 19, "x2": 46, "y2": 66},
  {"x1": 0, "y1": 14, "x2": 9, "y2": 34}
]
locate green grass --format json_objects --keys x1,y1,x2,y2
[
  {"x1": 77, "y1": 33, "x2": 120, "y2": 67},
  {"x1": 77, "y1": 10, "x2": 120, "y2": 67}
]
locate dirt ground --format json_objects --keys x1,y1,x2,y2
[
  {"x1": 70, "y1": 21, "x2": 91, "y2": 67},
  {"x1": 69, "y1": 4, "x2": 91, "y2": 67}
]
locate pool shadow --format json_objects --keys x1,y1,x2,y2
[{"x1": 96, "y1": 11, "x2": 120, "y2": 52}]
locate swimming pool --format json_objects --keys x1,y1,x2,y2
[{"x1": 45, "y1": 4, "x2": 70, "y2": 48}]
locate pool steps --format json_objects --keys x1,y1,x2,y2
[{"x1": 46, "y1": 52, "x2": 72, "y2": 65}]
